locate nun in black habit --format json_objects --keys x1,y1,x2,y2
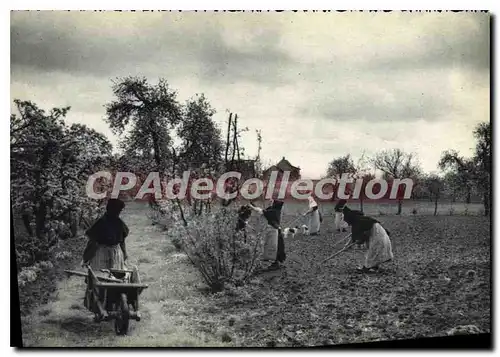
[
  {"x1": 248, "y1": 199, "x2": 286, "y2": 270},
  {"x1": 343, "y1": 207, "x2": 393, "y2": 273}
]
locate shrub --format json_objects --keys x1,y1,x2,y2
[
  {"x1": 18, "y1": 267, "x2": 39, "y2": 287},
  {"x1": 147, "y1": 200, "x2": 186, "y2": 250},
  {"x1": 147, "y1": 199, "x2": 188, "y2": 228},
  {"x1": 177, "y1": 207, "x2": 264, "y2": 292},
  {"x1": 165, "y1": 221, "x2": 187, "y2": 252},
  {"x1": 54, "y1": 251, "x2": 73, "y2": 261},
  {"x1": 17, "y1": 260, "x2": 53, "y2": 287},
  {"x1": 36, "y1": 260, "x2": 54, "y2": 270}
]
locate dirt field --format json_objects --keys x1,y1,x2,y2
[{"x1": 19, "y1": 201, "x2": 490, "y2": 347}]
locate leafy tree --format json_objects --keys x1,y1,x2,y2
[
  {"x1": 105, "y1": 76, "x2": 183, "y2": 172},
  {"x1": 176, "y1": 94, "x2": 225, "y2": 215},
  {"x1": 473, "y1": 122, "x2": 491, "y2": 216},
  {"x1": 177, "y1": 94, "x2": 224, "y2": 173},
  {"x1": 326, "y1": 154, "x2": 356, "y2": 179},
  {"x1": 11, "y1": 100, "x2": 112, "y2": 267}
]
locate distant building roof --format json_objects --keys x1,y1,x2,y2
[{"x1": 264, "y1": 157, "x2": 300, "y2": 173}]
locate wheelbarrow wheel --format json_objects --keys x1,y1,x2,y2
[{"x1": 114, "y1": 293, "x2": 130, "y2": 335}]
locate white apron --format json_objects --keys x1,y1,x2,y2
[
  {"x1": 308, "y1": 209, "x2": 321, "y2": 234},
  {"x1": 365, "y1": 223, "x2": 394, "y2": 268},
  {"x1": 262, "y1": 226, "x2": 279, "y2": 261},
  {"x1": 334, "y1": 212, "x2": 349, "y2": 230}
]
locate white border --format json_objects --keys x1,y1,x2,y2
[{"x1": 4, "y1": 2, "x2": 497, "y2": 356}]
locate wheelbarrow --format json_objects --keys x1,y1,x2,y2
[{"x1": 64, "y1": 265, "x2": 149, "y2": 335}]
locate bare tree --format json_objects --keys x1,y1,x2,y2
[
  {"x1": 439, "y1": 122, "x2": 491, "y2": 216},
  {"x1": 221, "y1": 112, "x2": 247, "y2": 207},
  {"x1": 353, "y1": 152, "x2": 374, "y2": 213},
  {"x1": 372, "y1": 149, "x2": 422, "y2": 215},
  {"x1": 254, "y1": 129, "x2": 263, "y2": 178},
  {"x1": 424, "y1": 174, "x2": 445, "y2": 216},
  {"x1": 439, "y1": 150, "x2": 476, "y2": 204}
]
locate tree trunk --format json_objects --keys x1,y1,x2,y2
[
  {"x1": 234, "y1": 114, "x2": 241, "y2": 162},
  {"x1": 198, "y1": 200, "x2": 203, "y2": 216},
  {"x1": 22, "y1": 213, "x2": 33, "y2": 236},
  {"x1": 466, "y1": 188, "x2": 471, "y2": 204},
  {"x1": 483, "y1": 190, "x2": 490, "y2": 216},
  {"x1": 175, "y1": 198, "x2": 188, "y2": 227},
  {"x1": 360, "y1": 197, "x2": 364, "y2": 214},
  {"x1": 70, "y1": 211, "x2": 78, "y2": 237},
  {"x1": 397, "y1": 200, "x2": 402, "y2": 215},
  {"x1": 225, "y1": 113, "x2": 232, "y2": 163},
  {"x1": 434, "y1": 196, "x2": 438, "y2": 216},
  {"x1": 35, "y1": 202, "x2": 47, "y2": 239}
]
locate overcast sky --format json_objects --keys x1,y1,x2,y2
[{"x1": 11, "y1": 11, "x2": 490, "y2": 178}]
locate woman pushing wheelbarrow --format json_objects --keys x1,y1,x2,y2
[
  {"x1": 67, "y1": 198, "x2": 148, "y2": 335},
  {"x1": 82, "y1": 198, "x2": 129, "y2": 272},
  {"x1": 81, "y1": 199, "x2": 139, "y2": 305}
]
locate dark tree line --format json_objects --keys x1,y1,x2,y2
[{"x1": 325, "y1": 122, "x2": 491, "y2": 216}]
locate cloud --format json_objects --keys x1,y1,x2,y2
[
  {"x1": 11, "y1": 11, "x2": 295, "y2": 86},
  {"x1": 363, "y1": 13, "x2": 490, "y2": 73},
  {"x1": 294, "y1": 12, "x2": 490, "y2": 123},
  {"x1": 10, "y1": 11, "x2": 490, "y2": 178},
  {"x1": 299, "y1": 69, "x2": 457, "y2": 122}
]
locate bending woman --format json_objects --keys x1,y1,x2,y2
[
  {"x1": 303, "y1": 196, "x2": 322, "y2": 236},
  {"x1": 333, "y1": 199, "x2": 349, "y2": 232},
  {"x1": 343, "y1": 207, "x2": 393, "y2": 273},
  {"x1": 248, "y1": 200, "x2": 286, "y2": 271}
]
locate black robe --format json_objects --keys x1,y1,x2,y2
[
  {"x1": 82, "y1": 213, "x2": 129, "y2": 262},
  {"x1": 343, "y1": 207, "x2": 390, "y2": 244},
  {"x1": 334, "y1": 199, "x2": 347, "y2": 212},
  {"x1": 236, "y1": 205, "x2": 252, "y2": 232}
]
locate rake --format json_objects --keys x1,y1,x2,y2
[{"x1": 320, "y1": 233, "x2": 356, "y2": 264}]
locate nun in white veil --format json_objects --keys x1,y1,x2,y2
[{"x1": 303, "y1": 196, "x2": 322, "y2": 236}]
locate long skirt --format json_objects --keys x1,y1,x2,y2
[
  {"x1": 90, "y1": 244, "x2": 125, "y2": 273},
  {"x1": 262, "y1": 226, "x2": 279, "y2": 261},
  {"x1": 334, "y1": 212, "x2": 349, "y2": 230},
  {"x1": 276, "y1": 229, "x2": 286, "y2": 263},
  {"x1": 308, "y1": 210, "x2": 321, "y2": 235},
  {"x1": 85, "y1": 244, "x2": 126, "y2": 309},
  {"x1": 365, "y1": 223, "x2": 394, "y2": 268}
]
